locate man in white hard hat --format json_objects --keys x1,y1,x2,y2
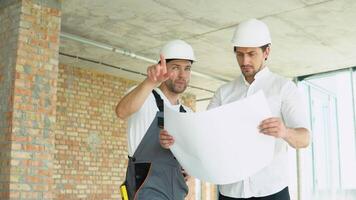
[
  {"x1": 160, "y1": 19, "x2": 311, "y2": 200},
  {"x1": 116, "y1": 40, "x2": 195, "y2": 199},
  {"x1": 210, "y1": 18, "x2": 310, "y2": 199}
]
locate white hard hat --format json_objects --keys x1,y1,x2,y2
[
  {"x1": 231, "y1": 18, "x2": 271, "y2": 47},
  {"x1": 159, "y1": 40, "x2": 196, "y2": 61}
]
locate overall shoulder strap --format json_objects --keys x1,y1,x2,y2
[
  {"x1": 152, "y1": 90, "x2": 164, "y2": 128},
  {"x1": 152, "y1": 90, "x2": 164, "y2": 112},
  {"x1": 152, "y1": 90, "x2": 187, "y2": 126},
  {"x1": 179, "y1": 105, "x2": 187, "y2": 113}
]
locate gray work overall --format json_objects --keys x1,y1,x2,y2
[{"x1": 122, "y1": 90, "x2": 188, "y2": 200}]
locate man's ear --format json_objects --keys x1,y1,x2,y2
[{"x1": 264, "y1": 46, "x2": 271, "y2": 61}]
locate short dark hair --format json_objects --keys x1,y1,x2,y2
[
  {"x1": 260, "y1": 44, "x2": 270, "y2": 52},
  {"x1": 233, "y1": 43, "x2": 270, "y2": 52},
  {"x1": 158, "y1": 59, "x2": 193, "y2": 64}
]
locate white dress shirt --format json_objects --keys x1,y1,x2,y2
[
  {"x1": 208, "y1": 67, "x2": 309, "y2": 198},
  {"x1": 126, "y1": 88, "x2": 191, "y2": 156}
]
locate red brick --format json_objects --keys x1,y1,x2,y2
[
  {"x1": 25, "y1": 176, "x2": 43, "y2": 184},
  {"x1": 37, "y1": 169, "x2": 51, "y2": 177},
  {"x1": 23, "y1": 144, "x2": 44, "y2": 151},
  {"x1": 23, "y1": 160, "x2": 44, "y2": 167},
  {"x1": 11, "y1": 135, "x2": 32, "y2": 143}
]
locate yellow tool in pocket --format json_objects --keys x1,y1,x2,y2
[{"x1": 120, "y1": 184, "x2": 129, "y2": 200}]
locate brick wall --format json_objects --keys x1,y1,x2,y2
[
  {"x1": 0, "y1": 0, "x2": 61, "y2": 199},
  {"x1": 54, "y1": 63, "x2": 136, "y2": 199}
]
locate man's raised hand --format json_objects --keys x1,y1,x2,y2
[{"x1": 147, "y1": 54, "x2": 171, "y2": 85}]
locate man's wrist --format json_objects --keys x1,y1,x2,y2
[
  {"x1": 143, "y1": 78, "x2": 158, "y2": 89},
  {"x1": 283, "y1": 128, "x2": 292, "y2": 140}
]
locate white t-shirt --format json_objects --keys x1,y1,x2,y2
[
  {"x1": 126, "y1": 88, "x2": 192, "y2": 156},
  {"x1": 208, "y1": 67, "x2": 309, "y2": 198}
]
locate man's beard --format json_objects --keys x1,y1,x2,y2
[
  {"x1": 240, "y1": 64, "x2": 262, "y2": 78},
  {"x1": 165, "y1": 79, "x2": 187, "y2": 94}
]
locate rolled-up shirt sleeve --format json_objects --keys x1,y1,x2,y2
[{"x1": 281, "y1": 81, "x2": 310, "y2": 131}]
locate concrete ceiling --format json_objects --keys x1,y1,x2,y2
[{"x1": 59, "y1": 0, "x2": 356, "y2": 100}]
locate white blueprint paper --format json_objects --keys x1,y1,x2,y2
[{"x1": 164, "y1": 91, "x2": 275, "y2": 184}]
